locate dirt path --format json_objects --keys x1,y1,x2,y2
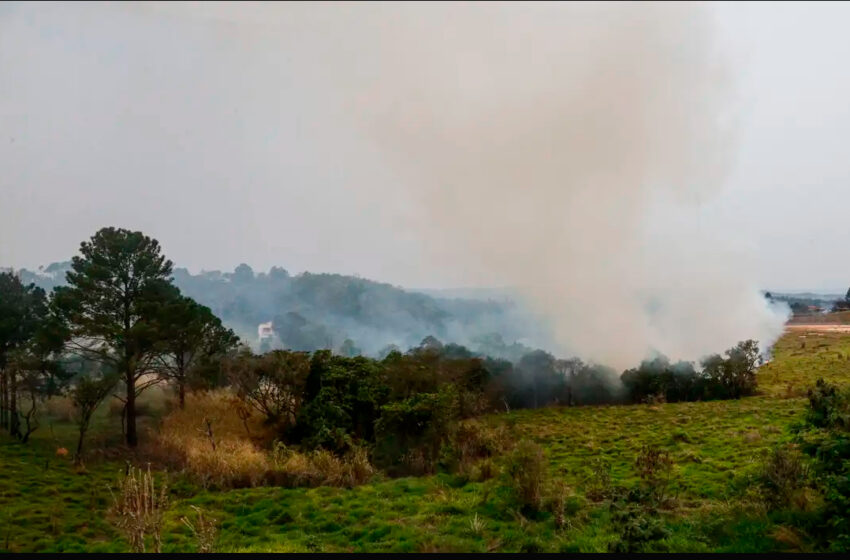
[{"x1": 785, "y1": 324, "x2": 850, "y2": 333}]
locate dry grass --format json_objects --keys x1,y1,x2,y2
[
  {"x1": 145, "y1": 389, "x2": 376, "y2": 489},
  {"x1": 145, "y1": 390, "x2": 271, "y2": 488},
  {"x1": 180, "y1": 505, "x2": 219, "y2": 553},
  {"x1": 447, "y1": 419, "x2": 515, "y2": 481},
  {"x1": 43, "y1": 396, "x2": 76, "y2": 423},
  {"x1": 108, "y1": 464, "x2": 169, "y2": 553},
  {"x1": 505, "y1": 439, "x2": 546, "y2": 509},
  {"x1": 269, "y1": 444, "x2": 376, "y2": 488}
]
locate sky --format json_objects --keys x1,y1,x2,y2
[{"x1": 1, "y1": 1, "x2": 850, "y2": 293}]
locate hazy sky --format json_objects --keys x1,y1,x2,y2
[{"x1": 2, "y1": 1, "x2": 849, "y2": 293}]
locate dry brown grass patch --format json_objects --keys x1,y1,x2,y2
[{"x1": 145, "y1": 389, "x2": 377, "y2": 489}]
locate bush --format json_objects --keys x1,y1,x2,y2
[
  {"x1": 634, "y1": 445, "x2": 674, "y2": 506},
  {"x1": 505, "y1": 439, "x2": 546, "y2": 510},
  {"x1": 584, "y1": 457, "x2": 616, "y2": 502},
  {"x1": 805, "y1": 378, "x2": 850, "y2": 429},
  {"x1": 608, "y1": 499, "x2": 670, "y2": 553},
  {"x1": 439, "y1": 420, "x2": 513, "y2": 478},
  {"x1": 373, "y1": 389, "x2": 457, "y2": 476},
  {"x1": 799, "y1": 379, "x2": 850, "y2": 551},
  {"x1": 606, "y1": 446, "x2": 676, "y2": 552},
  {"x1": 759, "y1": 444, "x2": 808, "y2": 509}
]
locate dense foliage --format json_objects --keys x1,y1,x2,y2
[
  {"x1": 216, "y1": 335, "x2": 764, "y2": 475},
  {"x1": 798, "y1": 379, "x2": 850, "y2": 551},
  {"x1": 622, "y1": 340, "x2": 761, "y2": 404},
  {"x1": 2, "y1": 226, "x2": 764, "y2": 476}
]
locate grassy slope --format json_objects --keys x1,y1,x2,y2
[
  {"x1": 2, "y1": 329, "x2": 849, "y2": 552},
  {"x1": 786, "y1": 310, "x2": 850, "y2": 324}
]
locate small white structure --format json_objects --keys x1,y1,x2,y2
[{"x1": 258, "y1": 321, "x2": 274, "y2": 341}]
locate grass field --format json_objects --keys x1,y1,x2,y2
[{"x1": 2, "y1": 328, "x2": 848, "y2": 552}]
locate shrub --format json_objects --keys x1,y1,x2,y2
[
  {"x1": 608, "y1": 499, "x2": 670, "y2": 553},
  {"x1": 149, "y1": 391, "x2": 378, "y2": 490},
  {"x1": 584, "y1": 457, "x2": 615, "y2": 502},
  {"x1": 373, "y1": 389, "x2": 457, "y2": 475},
  {"x1": 759, "y1": 444, "x2": 808, "y2": 508},
  {"x1": 799, "y1": 379, "x2": 850, "y2": 551},
  {"x1": 439, "y1": 420, "x2": 513, "y2": 478},
  {"x1": 505, "y1": 439, "x2": 546, "y2": 510},
  {"x1": 343, "y1": 445, "x2": 376, "y2": 487},
  {"x1": 634, "y1": 445, "x2": 674, "y2": 506},
  {"x1": 607, "y1": 446, "x2": 676, "y2": 552},
  {"x1": 805, "y1": 378, "x2": 850, "y2": 429},
  {"x1": 107, "y1": 398, "x2": 125, "y2": 419}
]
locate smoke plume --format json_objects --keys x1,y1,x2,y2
[
  {"x1": 90, "y1": 2, "x2": 789, "y2": 367},
  {"x1": 305, "y1": 2, "x2": 789, "y2": 367}
]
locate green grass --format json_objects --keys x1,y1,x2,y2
[
  {"x1": 2, "y1": 329, "x2": 847, "y2": 552},
  {"x1": 758, "y1": 329, "x2": 850, "y2": 396},
  {"x1": 502, "y1": 397, "x2": 802, "y2": 503},
  {"x1": 0, "y1": 436, "x2": 124, "y2": 552}
]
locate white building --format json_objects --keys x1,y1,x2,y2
[{"x1": 258, "y1": 321, "x2": 274, "y2": 341}]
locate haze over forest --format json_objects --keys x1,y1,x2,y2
[
  {"x1": 12, "y1": 260, "x2": 553, "y2": 360},
  {"x1": 3, "y1": 2, "x2": 850, "y2": 367},
  {"x1": 7, "y1": 3, "x2": 850, "y2": 555}
]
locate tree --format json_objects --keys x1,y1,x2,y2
[
  {"x1": 517, "y1": 350, "x2": 558, "y2": 409},
  {"x1": 154, "y1": 287, "x2": 239, "y2": 408},
  {"x1": 293, "y1": 354, "x2": 387, "y2": 451},
  {"x1": 338, "y1": 338, "x2": 361, "y2": 357},
  {"x1": 0, "y1": 272, "x2": 54, "y2": 437},
  {"x1": 53, "y1": 227, "x2": 173, "y2": 447},
  {"x1": 71, "y1": 374, "x2": 117, "y2": 465},
  {"x1": 7, "y1": 303, "x2": 70, "y2": 443},
  {"x1": 230, "y1": 263, "x2": 254, "y2": 284},
  {"x1": 224, "y1": 349, "x2": 312, "y2": 428},
  {"x1": 700, "y1": 339, "x2": 760, "y2": 399}
]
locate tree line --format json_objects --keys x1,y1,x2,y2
[
  {"x1": 1, "y1": 228, "x2": 237, "y2": 459},
  {"x1": 0, "y1": 227, "x2": 763, "y2": 468}
]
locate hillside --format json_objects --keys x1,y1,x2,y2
[
  {"x1": 14, "y1": 262, "x2": 544, "y2": 359},
  {"x1": 2, "y1": 327, "x2": 848, "y2": 552}
]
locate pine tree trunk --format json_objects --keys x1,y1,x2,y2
[
  {"x1": 0, "y1": 369, "x2": 6, "y2": 430},
  {"x1": 125, "y1": 370, "x2": 137, "y2": 447},
  {"x1": 75, "y1": 418, "x2": 88, "y2": 466},
  {"x1": 179, "y1": 381, "x2": 186, "y2": 409},
  {"x1": 9, "y1": 368, "x2": 18, "y2": 438}
]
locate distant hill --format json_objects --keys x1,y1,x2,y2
[
  {"x1": 769, "y1": 291, "x2": 844, "y2": 302},
  {"x1": 13, "y1": 261, "x2": 546, "y2": 360}
]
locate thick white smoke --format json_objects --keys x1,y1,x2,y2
[
  {"x1": 144, "y1": 2, "x2": 790, "y2": 367},
  {"x1": 321, "y1": 2, "x2": 789, "y2": 367}
]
